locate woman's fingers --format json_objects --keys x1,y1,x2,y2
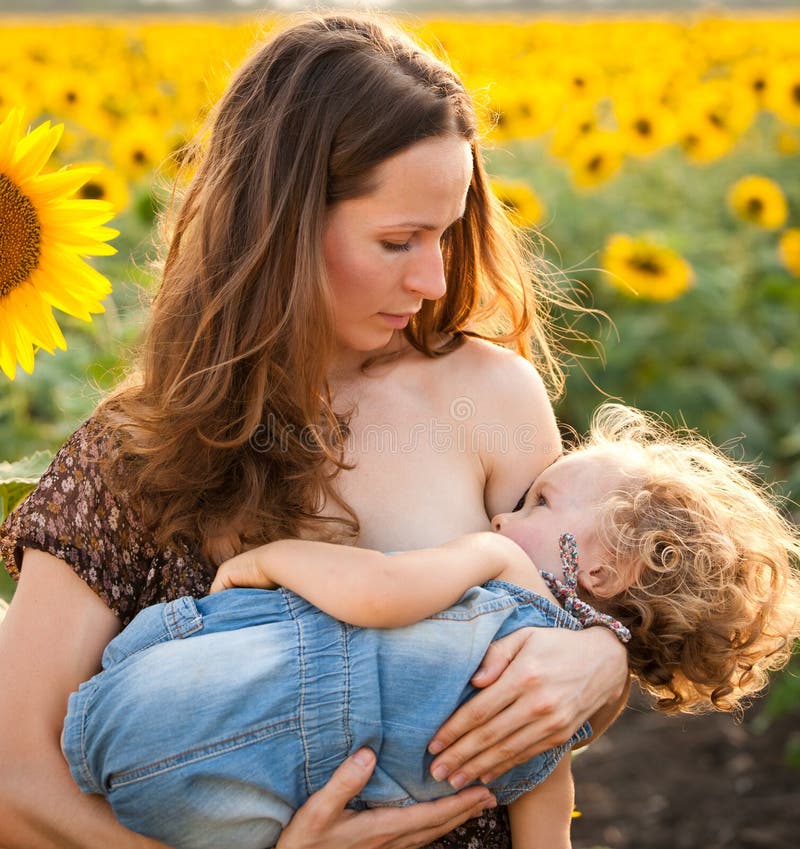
[
  {"x1": 430, "y1": 699, "x2": 564, "y2": 788},
  {"x1": 391, "y1": 791, "x2": 497, "y2": 849},
  {"x1": 299, "y1": 748, "x2": 377, "y2": 827},
  {"x1": 468, "y1": 628, "x2": 530, "y2": 688},
  {"x1": 427, "y1": 629, "x2": 592, "y2": 786},
  {"x1": 447, "y1": 720, "x2": 572, "y2": 788},
  {"x1": 428, "y1": 630, "x2": 533, "y2": 757},
  {"x1": 276, "y1": 748, "x2": 495, "y2": 849}
]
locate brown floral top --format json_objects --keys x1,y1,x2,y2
[
  {"x1": 0, "y1": 418, "x2": 217, "y2": 626},
  {"x1": 0, "y1": 417, "x2": 511, "y2": 848}
]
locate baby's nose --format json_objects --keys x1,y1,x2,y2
[{"x1": 491, "y1": 514, "x2": 506, "y2": 532}]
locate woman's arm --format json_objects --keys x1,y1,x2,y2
[
  {"x1": 508, "y1": 756, "x2": 574, "y2": 849},
  {"x1": 210, "y1": 532, "x2": 531, "y2": 627},
  {"x1": 0, "y1": 550, "x2": 171, "y2": 849}
]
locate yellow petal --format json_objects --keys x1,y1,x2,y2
[
  {"x1": 0, "y1": 109, "x2": 24, "y2": 168},
  {"x1": 33, "y1": 268, "x2": 108, "y2": 319},
  {"x1": 41, "y1": 233, "x2": 119, "y2": 255},
  {"x1": 8, "y1": 315, "x2": 35, "y2": 375},
  {"x1": 39, "y1": 252, "x2": 113, "y2": 298},
  {"x1": 11, "y1": 120, "x2": 63, "y2": 179},
  {"x1": 41, "y1": 200, "x2": 116, "y2": 227},
  {"x1": 8, "y1": 285, "x2": 66, "y2": 352},
  {"x1": 0, "y1": 334, "x2": 19, "y2": 380},
  {"x1": 21, "y1": 166, "x2": 104, "y2": 204}
]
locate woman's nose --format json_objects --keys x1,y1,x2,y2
[{"x1": 406, "y1": 242, "x2": 446, "y2": 300}]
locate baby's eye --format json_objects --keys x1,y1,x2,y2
[
  {"x1": 512, "y1": 486, "x2": 531, "y2": 512},
  {"x1": 382, "y1": 241, "x2": 412, "y2": 252}
]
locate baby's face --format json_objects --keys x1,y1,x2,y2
[{"x1": 491, "y1": 449, "x2": 624, "y2": 595}]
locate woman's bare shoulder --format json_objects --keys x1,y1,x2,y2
[
  {"x1": 441, "y1": 339, "x2": 556, "y2": 428},
  {"x1": 443, "y1": 337, "x2": 547, "y2": 389},
  {"x1": 442, "y1": 339, "x2": 562, "y2": 515}
]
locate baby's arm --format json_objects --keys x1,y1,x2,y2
[
  {"x1": 210, "y1": 533, "x2": 533, "y2": 628},
  {"x1": 508, "y1": 756, "x2": 574, "y2": 849}
]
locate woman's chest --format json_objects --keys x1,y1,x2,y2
[{"x1": 331, "y1": 369, "x2": 491, "y2": 551}]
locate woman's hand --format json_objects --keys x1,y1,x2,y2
[
  {"x1": 210, "y1": 546, "x2": 279, "y2": 593},
  {"x1": 427, "y1": 626, "x2": 629, "y2": 788},
  {"x1": 276, "y1": 748, "x2": 496, "y2": 849}
]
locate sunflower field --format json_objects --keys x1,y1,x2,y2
[
  {"x1": 1, "y1": 14, "x2": 799, "y2": 619},
  {"x1": 0, "y1": 13, "x2": 799, "y2": 842}
]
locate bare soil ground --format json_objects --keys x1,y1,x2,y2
[{"x1": 570, "y1": 688, "x2": 800, "y2": 849}]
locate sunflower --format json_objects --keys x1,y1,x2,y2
[
  {"x1": 614, "y1": 98, "x2": 678, "y2": 158},
  {"x1": 778, "y1": 229, "x2": 800, "y2": 277},
  {"x1": 549, "y1": 101, "x2": 599, "y2": 160},
  {"x1": 110, "y1": 116, "x2": 169, "y2": 181},
  {"x1": 602, "y1": 234, "x2": 694, "y2": 302},
  {"x1": 0, "y1": 74, "x2": 26, "y2": 123},
  {"x1": 558, "y1": 56, "x2": 606, "y2": 104},
  {"x1": 727, "y1": 175, "x2": 789, "y2": 230},
  {"x1": 767, "y1": 63, "x2": 800, "y2": 126},
  {"x1": 567, "y1": 131, "x2": 625, "y2": 190},
  {"x1": 776, "y1": 129, "x2": 800, "y2": 156},
  {"x1": 0, "y1": 109, "x2": 117, "y2": 380},
  {"x1": 491, "y1": 177, "x2": 546, "y2": 229},
  {"x1": 76, "y1": 161, "x2": 130, "y2": 212},
  {"x1": 486, "y1": 82, "x2": 558, "y2": 144},
  {"x1": 678, "y1": 118, "x2": 735, "y2": 165},
  {"x1": 732, "y1": 56, "x2": 773, "y2": 110}
]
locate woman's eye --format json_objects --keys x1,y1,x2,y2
[
  {"x1": 382, "y1": 241, "x2": 412, "y2": 252},
  {"x1": 537, "y1": 494, "x2": 548, "y2": 507}
]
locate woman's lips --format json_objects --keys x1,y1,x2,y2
[{"x1": 378, "y1": 312, "x2": 414, "y2": 329}]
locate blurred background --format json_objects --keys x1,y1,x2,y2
[{"x1": 0, "y1": 2, "x2": 798, "y2": 847}]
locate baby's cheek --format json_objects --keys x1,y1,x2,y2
[{"x1": 500, "y1": 526, "x2": 536, "y2": 559}]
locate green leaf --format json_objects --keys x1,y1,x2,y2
[{"x1": 0, "y1": 451, "x2": 53, "y2": 524}]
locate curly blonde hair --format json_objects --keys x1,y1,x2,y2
[{"x1": 578, "y1": 404, "x2": 800, "y2": 715}]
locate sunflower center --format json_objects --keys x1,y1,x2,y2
[
  {"x1": 80, "y1": 180, "x2": 106, "y2": 200},
  {"x1": 0, "y1": 173, "x2": 41, "y2": 298},
  {"x1": 630, "y1": 254, "x2": 664, "y2": 276},
  {"x1": 587, "y1": 155, "x2": 604, "y2": 173},
  {"x1": 793, "y1": 84, "x2": 800, "y2": 106},
  {"x1": 746, "y1": 197, "x2": 764, "y2": 219},
  {"x1": 499, "y1": 196, "x2": 520, "y2": 214},
  {"x1": 635, "y1": 118, "x2": 652, "y2": 137}
]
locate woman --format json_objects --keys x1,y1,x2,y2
[{"x1": 0, "y1": 13, "x2": 627, "y2": 848}]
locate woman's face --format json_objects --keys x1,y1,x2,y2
[{"x1": 323, "y1": 135, "x2": 473, "y2": 359}]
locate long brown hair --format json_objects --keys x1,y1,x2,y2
[{"x1": 101, "y1": 12, "x2": 566, "y2": 557}]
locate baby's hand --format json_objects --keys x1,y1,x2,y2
[{"x1": 210, "y1": 545, "x2": 280, "y2": 593}]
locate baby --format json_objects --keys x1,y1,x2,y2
[{"x1": 62, "y1": 404, "x2": 800, "y2": 849}]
